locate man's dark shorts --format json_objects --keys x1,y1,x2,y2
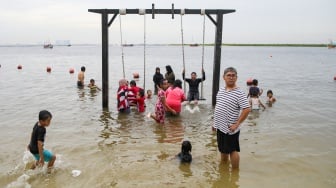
[
  {"x1": 217, "y1": 130, "x2": 240, "y2": 154},
  {"x1": 188, "y1": 91, "x2": 199, "y2": 101}
]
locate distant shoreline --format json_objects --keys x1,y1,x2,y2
[
  {"x1": 0, "y1": 43, "x2": 328, "y2": 47},
  {"x1": 221, "y1": 43, "x2": 326, "y2": 47},
  {"x1": 171, "y1": 43, "x2": 327, "y2": 47}
]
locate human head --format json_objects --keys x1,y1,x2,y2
[
  {"x1": 173, "y1": 79, "x2": 183, "y2": 89},
  {"x1": 252, "y1": 79, "x2": 258, "y2": 86},
  {"x1": 223, "y1": 67, "x2": 238, "y2": 87},
  {"x1": 246, "y1": 78, "x2": 253, "y2": 86},
  {"x1": 191, "y1": 72, "x2": 197, "y2": 80},
  {"x1": 166, "y1": 65, "x2": 173, "y2": 74},
  {"x1": 90, "y1": 79, "x2": 95, "y2": 84},
  {"x1": 181, "y1": 140, "x2": 192, "y2": 154},
  {"x1": 155, "y1": 67, "x2": 160, "y2": 73},
  {"x1": 250, "y1": 88, "x2": 259, "y2": 97},
  {"x1": 267, "y1": 90, "x2": 273, "y2": 97},
  {"x1": 39, "y1": 110, "x2": 52, "y2": 127},
  {"x1": 147, "y1": 89, "x2": 152, "y2": 96},
  {"x1": 159, "y1": 79, "x2": 169, "y2": 90},
  {"x1": 130, "y1": 80, "x2": 136, "y2": 87},
  {"x1": 81, "y1": 66, "x2": 86, "y2": 72},
  {"x1": 119, "y1": 79, "x2": 128, "y2": 86},
  {"x1": 138, "y1": 89, "x2": 145, "y2": 97}
]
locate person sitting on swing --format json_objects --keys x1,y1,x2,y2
[{"x1": 182, "y1": 68, "x2": 205, "y2": 104}]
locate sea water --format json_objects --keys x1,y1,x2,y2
[{"x1": 0, "y1": 45, "x2": 336, "y2": 187}]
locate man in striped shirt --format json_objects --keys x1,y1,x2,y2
[{"x1": 213, "y1": 67, "x2": 250, "y2": 169}]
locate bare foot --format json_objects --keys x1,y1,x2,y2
[{"x1": 47, "y1": 167, "x2": 53, "y2": 174}]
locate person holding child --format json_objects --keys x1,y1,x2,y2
[
  {"x1": 165, "y1": 79, "x2": 186, "y2": 114},
  {"x1": 117, "y1": 79, "x2": 130, "y2": 113},
  {"x1": 128, "y1": 80, "x2": 142, "y2": 106},
  {"x1": 148, "y1": 79, "x2": 176, "y2": 124}
]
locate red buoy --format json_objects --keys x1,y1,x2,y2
[
  {"x1": 69, "y1": 68, "x2": 75, "y2": 74},
  {"x1": 133, "y1": 72, "x2": 140, "y2": 79},
  {"x1": 17, "y1": 65, "x2": 22, "y2": 69},
  {"x1": 46, "y1": 66, "x2": 52, "y2": 73},
  {"x1": 246, "y1": 78, "x2": 253, "y2": 86}
]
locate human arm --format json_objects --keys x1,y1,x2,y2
[
  {"x1": 202, "y1": 69, "x2": 205, "y2": 81},
  {"x1": 259, "y1": 99, "x2": 266, "y2": 110},
  {"x1": 259, "y1": 87, "x2": 263, "y2": 96},
  {"x1": 182, "y1": 69, "x2": 186, "y2": 80},
  {"x1": 161, "y1": 96, "x2": 176, "y2": 114},
  {"x1": 37, "y1": 140, "x2": 45, "y2": 167},
  {"x1": 229, "y1": 108, "x2": 251, "y2": 132}
]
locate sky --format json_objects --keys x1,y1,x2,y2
[{"x1": 0, "y1": 0, "x2": 335, "y2": 45}]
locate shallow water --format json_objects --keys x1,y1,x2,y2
[{"x1": 0, "y1": 45, "x2": 336, "y2": 187}]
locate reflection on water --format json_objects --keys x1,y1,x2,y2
[
  {"x1": 154, "y1": 116, "x2": 185, "y2": 144},
  {"x1": 212, "y1": 163, "x2": 240, "y2": 188},
  {"x1": 179, "y1": 163, "x2": 193, "y2": 177}
]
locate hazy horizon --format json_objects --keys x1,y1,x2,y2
[{"x1": 1, "y1": 0, "x2": 335, "y2": 45}]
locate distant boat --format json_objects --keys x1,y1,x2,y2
[
  {"x1": 189, "y1": 43, "x2": 199, "y2": 47},
  {"x1": 327, "y1": 40, "x2": 336, "y2": 49},
  {"x1": 122, "y1": 44, "x2": 134, "y2": 47},
  {"x1": 43, "y1": 43, "x2": 53, "y2": 49}
]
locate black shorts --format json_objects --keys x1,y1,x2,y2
[
  {"x1": 188, "y1": 91, "x2": 199, "y2": 101},
  {"x1": 217, "y1": 130, "x2": 240, "y2": 154},
  {"x1": 77, "y1": 81, "x2": 84, "y2": 87}
]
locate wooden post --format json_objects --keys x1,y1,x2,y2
[
  {"x1": 102, "y1": 11, "x2": 109, "y2": 109},
  {"x1": 212, "y1": 13, "x2": 223, "y2": 106}
]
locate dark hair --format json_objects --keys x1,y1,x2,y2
[
  {"x1": 90, "y1": 79, "x2": 95, "y2": 83},
  {"x1": 249, "y1": 87, "x2": 259, "y2": 97},
  {"x1": 267, "y1": 90, "x2": 273, "y2": 95},
  {"x1": 159, "y1": 79, "x2": 167, "y2": 88},
  {"x1": 81, "y1": 66, "x2": 86, "y2": 72},
  {"x1": 130, "y1": 80, "x2": 136, "y2": 86},
  {"x1": 181, "y1": 140, "x2": 192, "y2": 154},
  {"x1": 166, "y1": 65, "x2": 173, "y2": 74},
  {"x1": 191, "y1": 72, "x2": 197, "y2": 75},
  {"x1": 223, "y1": 67, "x2": 237, "y2": 76},
  {"x1": 155, "y1": 67, "x2": 160, "y2": 71},
  {"x1": 173, "y1": 79, "x2": 182, "y2": 89},
  {"x1": 39, "y1": 110, "x2": 52, "y2": 121},
  {"x1": 252, "y1": 79, "x2": 258, "y2": 85},
  {"x1": 139, "y1": 89, "x2": 145, "y2": 97},
  {"x1": 179, "y1": 140, "x2": 192, "y2": 163}
]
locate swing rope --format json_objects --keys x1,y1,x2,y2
[
  {"x1": 200, "y1": 12, "x2": 206, "y2": 99},
  {"x1": 119, "y1": 14, "x2": 126, "y2": 79},
  {"x1": 180, "y1": 10, "x2": 186, "y2": 93},
  {"x1": 143, "y1": 14, "x2": 146, "y2": 91}
]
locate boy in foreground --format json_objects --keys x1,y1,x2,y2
[{"x1": 28, "y1": 110, "x2": 56, "y2": 173}]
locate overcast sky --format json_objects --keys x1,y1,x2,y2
[{"x1": 0, "y1": 0, "x2": 335, "y2": 44}]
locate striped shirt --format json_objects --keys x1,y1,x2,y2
[{"x1": 213, "y1": 87, "x2": 249, "y2": 135}]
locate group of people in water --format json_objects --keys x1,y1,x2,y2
[
  {"x1": 118, "y1": 65, "x2": 206, "y2": 124},
  {"x1": 27, "y1": 65, "x2": 278, "y2": 175},
  {"x1": 246, "y1": 78, "x2": 276, "y2": 111}
]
